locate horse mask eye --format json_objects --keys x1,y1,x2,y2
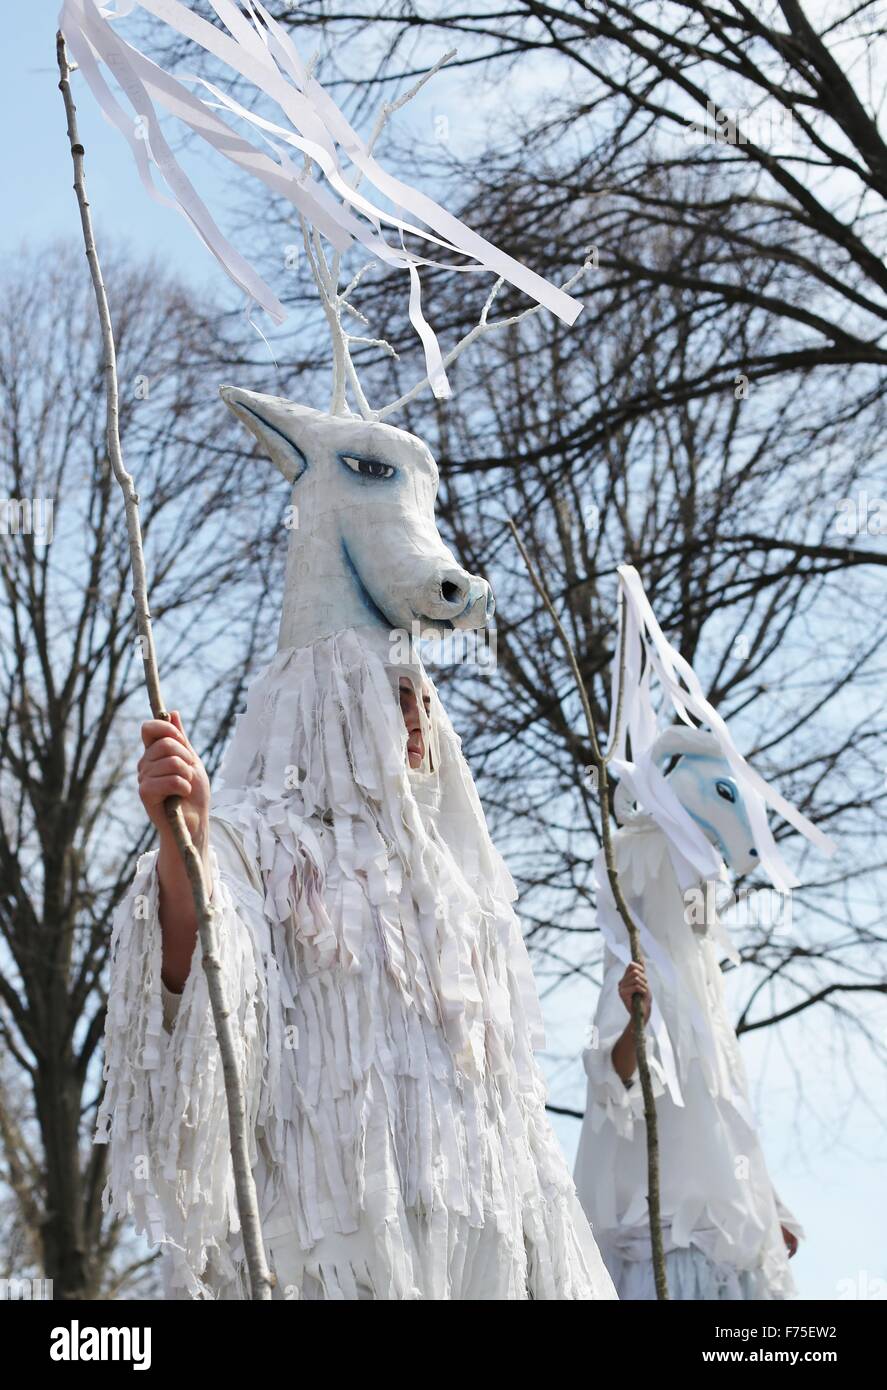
[
  {"x1": 341, "y1": 454, "x2": 395, "y2": 480},
  {"x1": 652, "y1": 735, "x2": 763, "y2": 878}
]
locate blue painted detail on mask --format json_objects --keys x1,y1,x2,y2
[
  {"x1": 662, "y1": 751, "x2": 758, "y2": 872},
  {"x1": 341, "y1": 538, "x2": 392, "y2": 628},
  {"x1": 338, "y1": 451, "x2": 398, "y2": 482},
  {"x1": 236, "y1": 400, "x2": 308, "y2": 481},
  {"x1": 683, "y1": 805, "x2": 731, "y2": 864}
]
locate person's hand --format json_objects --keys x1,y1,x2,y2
[
  {"x1": 781, "y1": 1225, "x2": 799, "y2": 1259},
  {"x1": 618, "y1": 962, "x2": 652, "y2": 1023},
  {"x1": 138, "y1": 711, "x2": 210, "y2": 849}
]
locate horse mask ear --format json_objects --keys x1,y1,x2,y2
[{"x1": 220, "y1": 385, "x2": 308, "y2": 484}]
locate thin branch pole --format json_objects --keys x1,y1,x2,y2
[
  {"x1": 508, "y1": 519, "x2": 669, "y2": 1300},
  {"x1": 56, "y1": 32, "x2": 272, "y2": 1301}
]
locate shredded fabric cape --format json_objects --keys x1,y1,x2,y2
[
  {"x1": 573, "y1": 820, "x2": 803, "y2": 1300},
  {"x1": 569, "y1": 567, "x2": 816, "y2": 1300},
  {"x1": 96, "y1": 627, "x2": 617, "y2": 1300}
]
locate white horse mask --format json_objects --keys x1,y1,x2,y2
[
  {"x1": 609, "y1": 566, "x2": 835, "y2": 892},
  {"x1": 221, "y1": 387, "x2": 493, "y2": 651},
  {"x1": 652, "y1": 726, "x2": 764, "y2": 878},
  {"x1": 209, "y1": 390, "x2": 543, "y2": 1077}
]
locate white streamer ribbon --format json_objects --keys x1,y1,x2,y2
[{"x1": 59, "y1": 0, "x2": 583, "y2": 396}]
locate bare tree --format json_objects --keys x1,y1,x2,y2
[
  {"x1": 421, "y1": 299, "x2": 887, "y2": 1089},
  {"x1": 113, "y1": 0, "x2": 887, "y2": 1134},
  {"x1": 264, "y1": 1, "x2": 887, "y2": 389},
  {"x1": 0, "y1": 243, "x2": 283, "y2": 1297},
  {"x1": 202, "y1": 5, "x2": 886, "y2": 1071}
]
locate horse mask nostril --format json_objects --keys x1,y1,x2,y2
[{"x1": 441, "y1": 581, "x2": 464, "y2": 606}]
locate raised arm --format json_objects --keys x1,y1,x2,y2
[
  {"x1": 610, "y1": 962, "x2": 653, "y2": 1084},
  {"x1": 137, "y1": 710, "x2": 212, "y2": 993}
]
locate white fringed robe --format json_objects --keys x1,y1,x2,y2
[
  {"x1": 95, "y1": 628, "x2": 617, "y2": 1300},
  {"x1": 574, "y1": 818, "x2": 803, "y2": 1300}
]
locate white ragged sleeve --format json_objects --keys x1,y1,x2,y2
[
  {"x1": 94, "y1": 825, "x2": 267, "y2": 1298},
  {"x1": 772, "y1": 1186, "x2": 805, "y2": 1243}
]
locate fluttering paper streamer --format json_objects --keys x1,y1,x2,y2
[
  {"x1": 607, "y1": 565, "x2": 837, "y2": 893},
  {"x1": 59, "y1": 0, "x2": 583, "y2": 398}
]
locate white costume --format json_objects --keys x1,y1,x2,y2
[
  {"x1": 96, "y1": 628, "x2": 616, "y2": 1300},
  {"x1": 572, "y1": 568, "x2": 831, "y2": 1301},
  {"x1": 575, "y1": 819, "x2": 803, "y2": 1300},
  {"x1": 66, "y1": 0, "x2": 616, "y2": 1306}
]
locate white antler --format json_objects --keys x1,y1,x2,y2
[
  {"x1": 377, "y1": 254, "x2": 598, "y2": 421},
  {"x1": 310, "y1": 47, "x2": 455, "y2": 417},
  {"x1": 309, "y1": 59, "x2": 596, "y2": 420}
]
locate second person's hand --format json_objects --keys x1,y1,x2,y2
[{"x1": 618, "y1": 961, "x2": 652, "y2": 1023}]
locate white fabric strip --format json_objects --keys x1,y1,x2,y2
[
  {"x1": 60, "y1": 0, "x2": 583, "y2": 392},
  {"x1": 63, "y1": 0, "x2": 289, "y2": 321},
  {"x1": 250, "y1": 0, "x2": 582, "y2": 323},
  {"x1": 595, "y1": 889, "x2": 685, "y2": 1109},
  {"x1": 610, "y1": 566, "x2": 836, "y2": 893}
]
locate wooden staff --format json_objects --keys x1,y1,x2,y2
[
  {"x1": 56, "y1": 31, "x2": 272, "y2": 1301},
  {"x1": 508, "y1": 520, "x2": 669, "y2": 1299}
]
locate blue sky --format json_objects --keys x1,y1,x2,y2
[
  {"x1": 6, "y1": 5, "x2": 215, "y2": 282},
  {"x1": 6, "y1": 1, "x2": 885, "y2": 1300}
]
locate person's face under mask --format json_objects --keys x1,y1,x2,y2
[{"x1": 399, "y1": 677, "x2": 431, "y2": 770}]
